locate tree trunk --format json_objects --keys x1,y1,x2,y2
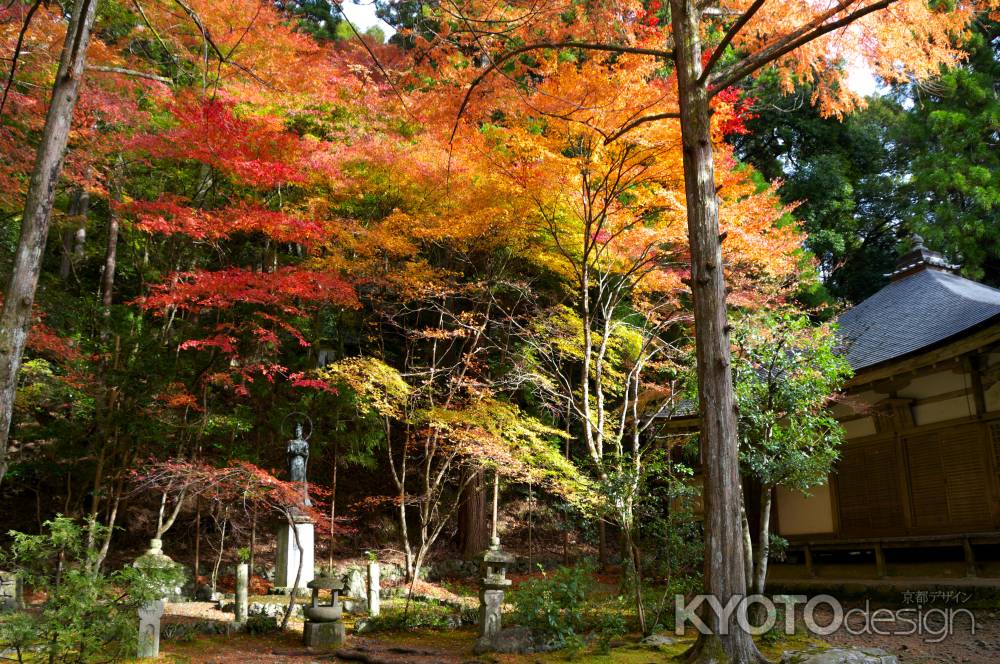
[
  {"x1": 753, "y1": 486, "x2": 773, "y2": 596},
  {"x1": 249, "y1": 509, "x2": 256, "y2": 578},
  {"x1": 0, "y1": 0, "x2": 100, "y2": 487},
  {"x1": 100, "y1": 210, "x2": 119, "y2": 317},
  {"x1": 670, "y1": 0, "x2": 762, "y2": 660},
  {"x1": 625, "y1": 530, "x2": 648, "y2": 635},
  {"x1": 282, "y1": 512, "x2": 304, "y2": 630},
  {"x1": 210, "y1": 515, "x2": 227, "y2": 594},
  {"x1": 598, "y1": 519, "x2": 608, "y2": 569},
  {"x1": 193, "y1": 500, "x2": 202, "y2": 579},
  {"x1": 328, "y1": 439, "x2": 337, "y2": 569},
  {"x1": 59, "y1": 187, "x2": 89, "y2": 280},
  {"x1": 740, "y1": 491, "x2": 753, "y2": 592},
  {"x1": 458, "y1": 467, "x2": 487, "y2": 558}
]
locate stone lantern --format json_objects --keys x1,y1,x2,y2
[
  {"x1": 303, "y1": 571, "x2": 345, "y2": 648},
  {"x1": 475, "y1": 536, "x2": 515, "y2": 653}
]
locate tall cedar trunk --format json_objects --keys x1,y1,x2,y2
[
  {"x1": 670, "y1": 0, "x2": 762, "y2": 660},
  {"x1": 0, "y1": 0, "x2": 100, "y2": 486},
  {"x1": 59, "y1": 186, "x2": 89, "y2": 279},
  {"x1": 458, "y1": 467, "x2": 487, "y2": 558}
]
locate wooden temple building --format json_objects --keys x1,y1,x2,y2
[{"x1": 773, "y1": 237, "x2": 1000, "y2": 578}]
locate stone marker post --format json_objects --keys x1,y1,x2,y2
[
  {"x1": 367, "y1": 561, "x2": 380, "y2": 617},
  {"x1": 343, "y1": 567, "x2": 367, "y2": 613},
  {"x1": 235, "y1": 563, "x2": 249, "y2": 623},
  {"x1": 0, "y1": 571, "x2": 23, "y2": 611},
  {"x1": 138, "y1": 600, "x2": 165, "y2": 658}
]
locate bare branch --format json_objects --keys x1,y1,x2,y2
[{"x1": 86, "y1": 65, "x2": 172, "y2": 84}]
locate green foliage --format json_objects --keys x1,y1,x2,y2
[
  {"x1": 243, "y1": 615, "x2": 281, "y2": 635},
  {"x1": 510, "y1": 565, "x2": 627, "y2": 649},
  {"x1": 732, "y1": 75, "x2": 908, "y2": 303},
  {"x1": 0, "y1": 516, "x2": 184, "y2": 663},
  {"x1": 900, "y1": 18, "x2": 1000, "y2": 283},
  {"x1": 729, "y1": 312, "x2": 852, "y2": 490},
  {"x1": 361, "y1": 599, "x2": 459, "y2": 632},
  {"x1": 735, "y1": 18, "x2": 1000, "y2": 299}
]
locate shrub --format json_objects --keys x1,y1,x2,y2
[
  {"x1": 510, "y1": 565, "x2": 592, "y2": 645},
  {"x1": 0, "y1": 516, "x2": 183, "y2": 663},
  {"x1": 361, "y1": 599, "x2": 460, "y2": 633}
]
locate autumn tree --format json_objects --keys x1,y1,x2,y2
[
  {"x1": 368, "y1": 0, "x2": 999, "y2": 659},
  {"x1": 0, "y1": 0, "x2": 100, "y2": 486}
]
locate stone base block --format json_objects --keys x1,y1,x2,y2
[
  {"x1": 275, "y1": 521, "x2": 314, "y2": 588},
  {"x1": 303, "y1": 620, "x2": 345, "y2": 648}
]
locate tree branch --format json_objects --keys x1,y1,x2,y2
[
  {"x1": 709, "y1": 0, "x2": 897, "y2": 94},
  {"x1": 85, "y1": 65, "x2": 172, "y2": 84},
  {"x1": 698, "y1": 0, "x2": 769, "y2": 84},
  {"x1": 451, "y1": 41, "x2": 673, "y2": 142},
  {"x1": 604, "y1": 112, "x2": 681, "y2": 143}
]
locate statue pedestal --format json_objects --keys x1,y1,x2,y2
[{"x1": 275, "y1": 518, "x2": 314, "y2": 589}]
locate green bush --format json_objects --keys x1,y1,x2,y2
[
  {"x1": 244, "y1": 615, "x2": 280, "y2": 635},
  {"x1": 510, "y1": 565, "x2": 593, "y2": 646},
  {"x1": 361, "y1": 599, "x2": 459, "y2": 632},
  {"x1": 0, "y1": 516, "x2": 183, "y2": 663}
]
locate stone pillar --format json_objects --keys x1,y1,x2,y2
[
  {"x1": 479, "y1": 587, "x2": 504, "y2": 642},
  {"x1": 275, "y1": 518, "x2": 314, "y2": 590},
  {"x1": 367, "y1": 561, "x2": 380, "y2": 617},
  {"x1": 0, "y1": 571, "x2": 23, "y2": 611},
  {"x1": 235, "y1": 563, "x2": 249, "y2": 622},
  {"x1": 138, "y1": 600, "x2": 164, "y2": 658},
  {"x1": 343, "y1": 568, "x2": 367, "y2": 613}
]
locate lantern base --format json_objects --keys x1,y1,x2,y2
[{"x1": 304, "y1": 620, "x2": 345, "y2": 648}]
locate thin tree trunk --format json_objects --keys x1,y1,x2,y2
[
  {"x1": 210, "y1": 515, "x2": 227, "y2": 594},
  {"x1": 59, "y1": 186, "x2": 89, "y2": 279},
  {"x1": 0, "y1": 0, "x2": 100, "y2": 487},
  {"x1": 328, "y1": 439, "x2": 337, "y2": 570},
  {"x1": 156, "y1": 486, "x2": 186, "y2": 539},
  {"x1": 100, "y1": 210, "x2": 119, "y2": 317},
  {"x1": 740, "y1": 492, "x2": 753, "y2": 593},
  {"x1": 92, "y1": 477, "x2": 122, "y2": 574},
  {"x1": 671, "y1": 0, "x2": 762, "y2": 660},
  {"x1": 626, "y1": 530, "x2": 648, "y2": 635},
  {"x1": 399, "y1": 492, "x2": 413, "y2": 580},
  {"x1": 249, "y1": 509, "x2": 256, "y2": 579},
  {"x1": 281, "y1": 512, "x2": 304, "y2": 630},
  {"x1": 753, "y1": 486, "x2": 772, "y2": 596},
  {"x1": 491, "y1": 469, "x2": 499, "y2": 541},
  {"x1": 193, "y1": 500, "x2": 201, "y2": 579},
  {"x1": 598, "y1": 519, "x2": 608, "y2": 569}
]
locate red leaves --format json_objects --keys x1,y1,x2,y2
[
  {"x1": 713, "y1": 87, "x2": 758, "y2": 136},
  {"x1": 126, "y1": 196, "x2": 331, "y2": 247},
  {"x1": 132, "y1": 95, "x2": 308, "y2": 188},
  {"x1": 139, "y1": 266, "x2": 358, "y2": 315}
]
